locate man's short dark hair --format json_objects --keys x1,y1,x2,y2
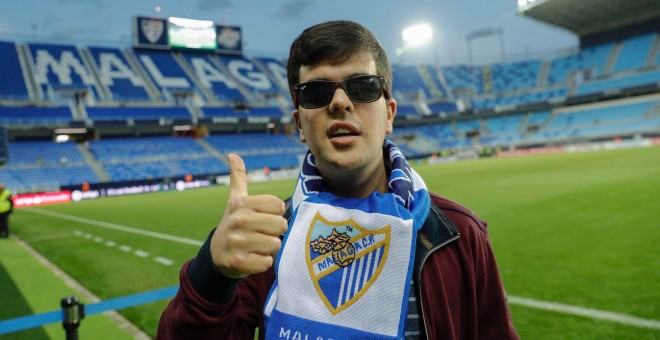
[{"x1": 287, "y1": 20, "x2": 393, "y2": 94}]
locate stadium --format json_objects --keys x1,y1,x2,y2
[{"x1": 0, "y1": 0, "x2": 659, "y2": 339}]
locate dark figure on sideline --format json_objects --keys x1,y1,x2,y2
[{"x1": 0, "y1": 184, "x2": 13, "y2": 238}]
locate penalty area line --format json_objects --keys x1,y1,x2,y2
[
  {"x1": 508, "y1": 295, "x2": 660, "y2": 330},
  {"x1": 23, "y1": 208, "x2": 203, "y2": 247}
]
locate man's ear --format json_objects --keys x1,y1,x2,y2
[
  {"x1": 293, "y1": 109, "x2": 306, "y2": 142},
  {"x1": 385, "y1": 97, "x2": 397, "y2": 134}
]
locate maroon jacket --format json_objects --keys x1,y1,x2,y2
[{"x1": 157, "y1": 193, "x2": 519, "y2": 339}]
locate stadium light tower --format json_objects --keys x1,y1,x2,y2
[
  {"x1": 396, "y1": 23, "x2": 433, "y2": 64},
  {"x1": 466, "y1": 27, "x2": 505, "y2": 66}
]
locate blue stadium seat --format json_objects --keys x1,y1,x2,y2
[
  {"x1": 86, "y1": 106, "x2": 191, "y2": 121},
  {"x1": 201, "y1": 106, "x2": 283, "y2": 119},
  {"x1": 252, "y1": 57, "x2": 289, "y2": 93},
  {"x1": 490, "y1": 60, "x2": 542, "y2": 93},
  {"x1": 576, "y1": 70, "x2": 660, "y2": 96},
  {"x1": 133, "y1": 50, "x2": 194, "y2": 94},
  {"x1": 181, "y1": 53, "x2": 246, "y2": 103},
  {"x1": 392, "y1": 65, "x2": 434, "y2": 100},
  {"x1": 27, "y1": 42, "x2": 101, "y2": 100},
  {"x1": 547, "y1": 43, "x2": 614, "y2": 85},
  {"x1": 472, "y1": 88, "x2": 568, "y2": 110},
  {"x1": 612, "y1": 33, "x2": 655, "y2": 73},
  {"x1": 6, "y1": 141, "x2": 84, "y2": 166},
  {"x1": 440, "y1": 65, "x2": 484, "y2": 96},
  {"x1": 0, "y1": 106, "x2": 73, "y2": 126},
  {"x1": 87, "y1": 46, "x2": 151, "y2": 101},
  {"x1": 89, "y1": 136, "x2": 229, "y2": 181},
  {"x1": 204, "y1": 133, "x2": 304, "y2": 170},
  {"x1": 218, "y1": 55, "x2": 279, "y2": 97},
  {"x1": 0, "y1": 41, "x2": 30, "y2": 101}
]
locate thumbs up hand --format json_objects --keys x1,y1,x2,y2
[{"x1": 210, "y1": 153, "x2": 288, "y2": 279}]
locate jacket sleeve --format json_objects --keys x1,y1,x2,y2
[
  {"x1": 156, "y1": 229, "x2": 268, "y2": 340},
  {"x1": 426, "y1": 194, "x2": 519, "y2": 339},
  {"x1": 468, "y1": 218, "x2": 519, "y2": 339}
]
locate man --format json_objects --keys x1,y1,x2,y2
[
  {"x1": 157, "y1": 20, "x2": 518, "y2": 339},
  {"x1": 0, "y1": 183, "x2": 13, "y2": 238}
]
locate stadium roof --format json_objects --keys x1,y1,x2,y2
[{"x1": 517, "y1": 0, "x2": 660, "y2": 37}]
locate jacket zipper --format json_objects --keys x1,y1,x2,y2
[{"x1": 417, "y1": 234, "x2": 460, "y2": 339}]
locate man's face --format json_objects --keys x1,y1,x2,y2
[{"x1": 293, "y1": 52, "x2": 397, "y2": 185}]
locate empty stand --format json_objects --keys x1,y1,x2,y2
[
  {"x1": 181, "y1": 53, "x2": 246, "y2": 103},
  {"x1": 86, "y1": 106, "x2": 191, "y2": 121},
  {"x1": 612, "y1": 33, "x2": 656, "y2": 73},
  {"x1": 0, "y1": 31, "x2": 658, "y2": 195},
  {"x1": 87, "y1": 46, "x2": 151, "y2": 101},
  {"x1": 547, "y1": 43, "x2": 614, "y2": 85},
  {"x1": 490, "y1": 60, "x2": 542, "y2": 93},
  {"x1": 204, "y1": 133, "x2": 304, "y2": 171},
  {"x1": 88, "y1": 136, "x2": 227, "y2": 182},
  {"x1": 0, "y1": 41, "x2": 30, "y2": 101},
  {"x1": 27, "y1": 42, "x2": 101, "y2": 100},
  {"x1": 0, "y1": 106, "x2": 73, "y2": 126},
  {"x1": 392, "y1": 65, "x2": 434, "y2": 101}
]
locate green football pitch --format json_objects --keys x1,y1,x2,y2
[{"x1": 3, "y1": 146, "x2": 659, "y2": 339}]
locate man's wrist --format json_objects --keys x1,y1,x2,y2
[{"x1": 187, "y1": 228, "x2": 241, "y2": 304}]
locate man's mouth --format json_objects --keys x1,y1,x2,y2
[
  {"x1": 328, "y1": 123, "x2": 359, "y2": 138},
  {"x1": 331, "y1": 127, "x2": 357, "y2": 137},
  {"x1": 328, "y1": 123, "x2": 360, "y2": 145}
]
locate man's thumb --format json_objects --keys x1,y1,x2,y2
[{"x1": 228, "y1": 153, "x2": 248, "y2": 197}]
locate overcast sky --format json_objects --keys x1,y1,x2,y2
[{"x1": 0, "y1": 0, "x2": 578, "y2": 66}]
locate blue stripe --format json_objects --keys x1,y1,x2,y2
[
  {"x1": 86, "y1": 285, "x2": 178, "y2": 315},
  {"x1": 0, "y1": 311, "x2": 61, "y2": 335},
  {"x1": 0, "y1": 285, "x2": 178, "y2": 335}
]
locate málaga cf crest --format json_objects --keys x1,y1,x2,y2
[{"x1": 306, "y1": 211, "x2": 390, "y2": 315}]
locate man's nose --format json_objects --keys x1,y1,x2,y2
[{"x1": 328, "y1": 87, "x2": 353, "y2": 113}]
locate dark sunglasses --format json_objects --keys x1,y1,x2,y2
[{"x1": 291, "y1": 75, "x2": 390, "y2": 109}]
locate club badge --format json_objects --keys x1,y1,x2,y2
[
  {"x1": 306, "y1": 211, "x2": 390, "y2": 315},
  {"x1": 141, "y1": 19, "x2": 164, "y2": 44}
]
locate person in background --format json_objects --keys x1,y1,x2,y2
[
  {"x1": 157, "y1": 20, "x2": 518, "y2": 339},
  {"x1": 0, "y1": 183, "x2": 13, "y2": 238}
]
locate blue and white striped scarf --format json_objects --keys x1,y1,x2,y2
[{"x1": 264, "y1": 140, "x2": 430, "y2": 339}]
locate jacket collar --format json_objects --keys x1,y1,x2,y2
[{"x1": 414, "y1": 203, "x2": 461, "y2": 275}]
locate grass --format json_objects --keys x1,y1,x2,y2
[
  {"x1": 4, "y1": 146, "x2": 660, "y2": 338},
  {"x1": 0, "y1": 238, "x2": 134, "y2": 339}
]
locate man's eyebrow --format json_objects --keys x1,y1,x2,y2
[
  {"x1": 347, "y1": 72, "x2": 372, "y2": 78},
  {"x1": 306, "y1": 73, "x2": 374, "y2": 82}
]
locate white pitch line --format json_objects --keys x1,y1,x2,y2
[
  {"x1": 24, "y1": 207, "x2": 203, "y2": 247},
  {"x1": 134, "y1": 250, "x2": 150, "y2": 258},
  {"x1": 508, "y1": 295, "x2": 660, "y2": 330},
  {"x1": 154, "y1": 256, "x2": 174, "y2": 266},
  {"x1": 24, "y1": 231, "x2": 76, "y2": 243}
]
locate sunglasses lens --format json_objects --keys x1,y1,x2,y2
[
  {"x1": 295, "y1": 76, "x2": 385, "y2": 109},
  {"x1": 346, "y1": 76, "x2": 383, "y2": 102},
  {"x1": 299, "y1": 83, "x2": 334, "y2": 109}
]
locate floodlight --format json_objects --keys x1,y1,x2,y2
[
  {"x1": 55, "y1": 135, "x2": 70, "y2": 143},
  {"x1": 402, "y1": 23, "x2": 433, "y2": 47}
]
